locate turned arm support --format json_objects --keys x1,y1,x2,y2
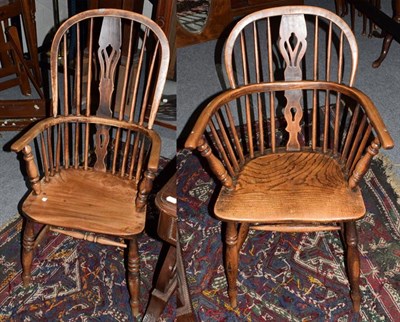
[
  {"x1": 22, "y1": 145, "x2": 41, "y2": 195},
  {"x1": 135, "y1": 169, "x2": 156, "y2": 211},
  {"x1": 196, "y1": 137, "x2": 234, "y2": 190},
  {"x1": 135, "y1": 129, "x2": 160, "y2": 211},
  {"x1": 348, "y1": 138, "x2": 380, "y2": 190}
]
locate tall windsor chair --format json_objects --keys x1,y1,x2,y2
[
  {"x1": 185, "y1": 6, "x2": 394, "y2": 312},
  {"x1": 11, "y1": 9, "x2": 170, "y2": 317}
]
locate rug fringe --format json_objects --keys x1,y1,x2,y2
[
  {"x1": 0, "y1": 213, "x2": 21, "y2": 231},
  {"x1": 376, "y1": 153, "x2": 400, "y2": 205}
]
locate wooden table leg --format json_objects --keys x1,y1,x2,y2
[
  {"x1": 143, "y1": 245, "x2": 177, "y2": 321},
  {"x1": 372, "y1": 0, "x2": 400, "y2": 68},
  {"x1": 176, "y1": 238, "x2": 196, "y2": 322},
  {"x1": 143, "y1": 239, "x2": 196, "y2": 321}
]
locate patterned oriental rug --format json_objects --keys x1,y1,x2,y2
[
  {"x1": 177, "y1": 149, "x2": 400, "y2": 321},
  {"x1": 0, "y1": 166, "x2": 175, "y2": 321}
]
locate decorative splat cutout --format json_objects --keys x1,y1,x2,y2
[
  {"x1": 97, "y1": 16, "x2": 122, "y2": 118},
  {"x1": 94, "y1": 17, "x2": 122, "y2": 171},
  {"x1": 279, "y1": 14, "x2": 307, "y2": 151}
]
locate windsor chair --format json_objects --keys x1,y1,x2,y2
[
  {"x1": 11, "y1": 9, "x2": 170, "y2": 317},
  {"x1": 185, "y1": 6, "x2": 394, "y2": 312}
]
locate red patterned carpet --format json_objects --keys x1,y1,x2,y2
[
  {"x1": 0, "y1": 189, "x2": 175, "y2": 321},
  {"x1": 178, "y1": 149, "x2": 400, "y2": 321}
]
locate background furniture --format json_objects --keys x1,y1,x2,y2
[
  {"x1": 143, "y1": 174, "x2": 195, "y2": 321},
  {"x1": 0, "y1": 0, "x2": 45, "y2": 130},
  {"x1": 338, "y1": 0, "x2": 400, "y2": 68},
  {"x1": 11, "y1": 9, "x2": 169, "y2": 317},
  {"x1": 185, "y1": 6, "x2": 394, "y2": 313},
  {"x1": 176, "y1": 0, "x2": 304, "y2": 47},
  {"x1": 370, "y1": 0, "x2": 400, "y2": 67}
]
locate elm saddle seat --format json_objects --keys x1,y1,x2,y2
[
  {"x1": 215, "y1": 151, "x2": 365, "y2": 223},
  {"x1": 22, "y1": 168, "x2": 145, "y2": 236}
]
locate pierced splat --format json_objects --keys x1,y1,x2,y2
[
  {"x1": 279, "y1": 14, "x2": 307, "y2": 151},
  {"x1": 94, "y1": 17, "x2": 122, "y2": 171},
  {"x1": 279, "y1": 14, "x2": 307, "y2": 81},
  {"x1": 94, "y1": 126, "x2": 110, "y2": 172},
  {"x1": 97, "y1": 16, "x2": 122, "y2": 117}
]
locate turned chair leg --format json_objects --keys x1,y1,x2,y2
[
  {"x1": 237, "y1": 223, "x2": 250, "y2": 253},
  {"x1": 345, "y1": 221, "x2": 361, "y2": 312},
  {"x1": 225, "y1": 222, "x2": 238, "y2": 308},
  {"x1": 128, "y1": 236, "x2": 140, "y2": 317},
  {"x1": 22, "y1": 218, "x2": 35, "y2": 287}
]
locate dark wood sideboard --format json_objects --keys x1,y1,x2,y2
[{"x1": 177, "y1": 0, "x2": 304, "y2": 47}]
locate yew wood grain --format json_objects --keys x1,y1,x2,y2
[{"x1": 22, "y1": 169, "x2": 145, "y2": 236}]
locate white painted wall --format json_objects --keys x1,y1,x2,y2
[{"x1": 35, "y1": 0, "x2": 68, "y2": 47}]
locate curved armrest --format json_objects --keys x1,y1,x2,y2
[
  {"x1": 12, "y1": 116, "x2": 161, "y2": 194},
  {"x1": 185, "y1": 81, "x2": 394, "y2": 188},
  {"x1": 185, "y1": 81, "x2": 394, "y2": 150}
]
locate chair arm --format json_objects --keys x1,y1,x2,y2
[
  {"x1": 11, "y1": 116, "x2": 161, "y2": 198},
  {"x1": 11, "y1": 117, "x2": 60, "y2": 152},
  {"x1": 185, "y1": 81, "x2": 394, "y2": 151},
  {"x1": 185, "y1": 81, "x2": 394, "y2": 190}
]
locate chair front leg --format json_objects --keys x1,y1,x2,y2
[
  {"x1": 225, "y1": 221, "x2": 238, "y2": 308},
  {"x1": 128, "y1": 236, "x2": 140, "y2": 317},
  {"x1": 22, "y1": 218, "x2": 35, "y2": 286},
  {"x1": 345, "y1": 221, "x2": 361, "y2": 312}
]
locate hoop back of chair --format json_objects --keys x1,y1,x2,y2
[
  {"x1": 23, "y1": 9, "x2": 168, "y2": 186},
  {"x1": 224, "y1": 6, "x2": 358, "y2": 88},
  {"x1": 50, "y1": 9, "x2": 170, "y2": 128}
]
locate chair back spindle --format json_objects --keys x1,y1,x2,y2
[{"x1": 224, "y1": 6, "x2": 359, "y2": 89}]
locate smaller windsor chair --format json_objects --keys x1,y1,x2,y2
[{"x1": 11, "y1": 9, "x2": 170, "y2": 317}]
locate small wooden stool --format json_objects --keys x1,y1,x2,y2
[{"x1": 143, "y1": 174, "x2": 196, "y2": 321}]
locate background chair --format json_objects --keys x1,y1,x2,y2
[
  {"x1": 185, "y1": 5, "x2": 394, "y2": 313},
  {"x1": 11, "y1": 9, "x2": 169, "y2": 317},
  {"x1": 224, "y1": 6, "x2": 359, "y2": 88},
  {"x1": 0, "y1": 0, "x2": 46, "y2": 130}
]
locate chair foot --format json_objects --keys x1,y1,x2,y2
[
  {"x1": 128, "y1": 237, "x2": 140, "y2": 317},
  {"x1": 228, "y1": 292, "x2": 238, "y2": 308},
  {"x1": 351, "y1": 290, "x2": 361, "y2": 312},
  {"x1": 225, "y1": 222, "x2": 238, "y2": 308},
  {"x1": 345, "y1": 221, "x2": 361, "y2": 312},
  {"x1": 22, "y1": 218, "x2": 35, "y2": 287}
]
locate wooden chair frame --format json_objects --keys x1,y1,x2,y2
[
  {"x1": 11, "y1": 9, "x2": 170, "y2": 317},
  {"x1": 185, "y1": 80, "x2": 394, "y2": 312}
]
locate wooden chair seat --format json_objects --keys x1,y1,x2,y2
[
  {"x1": 215, "y1": 152, "x2": 365, "y2": 223},
  {"x1": 22, "y1": 168, "x2": 145, "y2": 237}
]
